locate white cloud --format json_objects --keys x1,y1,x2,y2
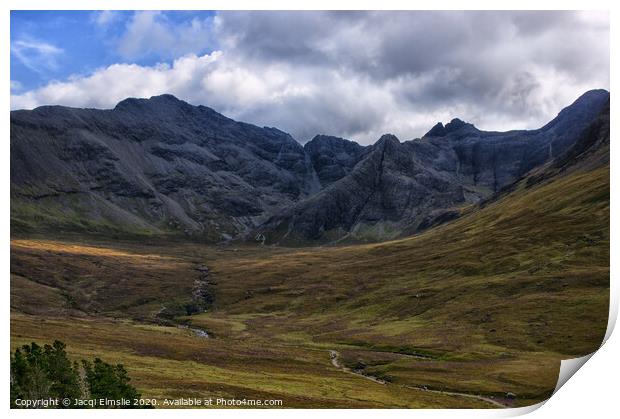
[
  {"x1": 92, "y1": 10, "x2": 120, "y2": 27},
  {"x1": 11, "y1": 54, "x2": 213, "y2": 110},
  {"x1": 117, "y1": 11, "x2": 214, "y2": 60},
  {"x1": 10, "y1": 80, "x2": 22, "y2": 93},
  {"x1": 11, "y1": 38, "x2": 63, "y2": 74},
  {"x1": 10, "y1": 11, "x2": 610, "y2": 144}
]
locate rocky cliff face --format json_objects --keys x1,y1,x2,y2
[
  {"x1": 11, "y1": 94, "x2": 319, "y2": 239},
  {"x1": 258, "y1": 90, "x2": 610, "y2": 243},
  {"x1": 10, "y1": 90, "x2": 609, "y2": 243},
  {"x1": 303, "y1": 135, "x2": 369, "y2": 187}
]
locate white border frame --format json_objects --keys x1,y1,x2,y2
[{"x1": 2, "y1": 2, "x2": 616, "y2": 419}]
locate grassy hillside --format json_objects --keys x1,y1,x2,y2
[
  {"x1": 203, "y1": 164, "x2": 608, "y2": 353},
  {"x1": 10, "y1": 158, "x2": 609, "y2": 407}
]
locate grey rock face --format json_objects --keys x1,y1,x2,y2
[
  {"x1": 257, "y1": 90, "x2": 610, "y2": 243},
  {"x1": 11, "y1": 95, "x2": 319, "y2": 239},
  {"x1": 259, "y1": 133, "x2": 469, "y2": 243},
  {"x1": 303, "y1": 135, "x2": 369, "y2": 187},
  {"x1": 10, "y1": 90, "x2": 610, "y2": 243},
  {"x1": 526, "y1": 98, "x2": 610, "y2": 187}
]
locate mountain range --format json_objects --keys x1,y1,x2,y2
[{"x1": 10, "y1": 89, "x2": 610, "y2": 244}]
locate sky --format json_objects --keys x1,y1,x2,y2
[{"x1": 10, "y1": 10, "x2": 610, "y2": 144}]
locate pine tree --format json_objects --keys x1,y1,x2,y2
[
  {"x1": 10, "y1": 340, "x2": 142, "y2": 409},
  {"x1": 82, "y1": 358, "x2": 141, "y2": 407},
  {"x1": 10, "y1": 341, "x2": 80, "y2": 407}
]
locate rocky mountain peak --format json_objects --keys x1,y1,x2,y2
[
  {"x1": 540, "y1": 89, "x2": 609, "y2": 132},
  {"x1": 444, "y1": 118, "x2": 467, "y2": 132},
  {"x1": 10, "y1": 89, "x2": 609, "y2": 244},
  {"x1": 375, "y1": 133, "x2": 400, "y2": 148},
  {"x1": 423, "y1": 118, "x2": 476, "y2": 138},
  {"x1": 573, "y1": 89, "x2": 610, "y2": 105},
  {"x1": 424, "y1": 122, "x2": 446, "y2": 137},
  {"x1": 114, "y1": 94, "x2": 188, "y2": 113},
  {"x1": 306, "y1": 135, "x2": 357, "y2": 149}
]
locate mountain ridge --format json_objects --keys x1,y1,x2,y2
[
  {"x1": 10, "y1": 89, "x2": 610, "y2": 244},
  {"x1": 256, "y1": 89, "x2": 610, "y2": 243}
]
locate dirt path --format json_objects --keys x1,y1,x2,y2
[
  {"x1": 403, "y1": 385, "x2": 508, "y2": 408},
  {"x1": 328, "y1": 349, "x2": 509, "y2": 408},
  {"x1": 328, "y1": 350, "x2": 386, "y2": 384}
]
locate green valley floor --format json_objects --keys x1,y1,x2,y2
[{"x1": 10, "y1": 165, "x2": 609, "y2": 408}]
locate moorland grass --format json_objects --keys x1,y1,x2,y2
[{"x1": 10, "y1": 165, "x2": 609, "y2": 408}]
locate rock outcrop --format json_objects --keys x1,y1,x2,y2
[{"x1": 257, "y1": 90, "x2": 610, "y2": 243}]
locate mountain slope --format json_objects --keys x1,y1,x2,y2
[
  {"x1": 11, "y1": 90, "x2": 609, "y2": 243},
  {"x1": 11, "y1": 95, "x2": 319, "y2": 239},
  {"x1": 257, "y1": 90, "x2": 609, "y2": 243}
]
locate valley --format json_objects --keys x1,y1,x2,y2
[{"x1": 10, "y1": 154, "x2": 609, "y2": 407}]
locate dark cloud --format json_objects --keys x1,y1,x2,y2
[
  {"x1": 215, "y1": 10, "x2": 609, "y2": 141},
  {"x1": 12, "y1": 11, "x2": 609, "y2": 144}
]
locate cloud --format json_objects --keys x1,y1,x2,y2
[
  {"x1": 10, "y1": 80, "x2": 22, "y2": 93},
  {"x1": 11, "y1": 54, "x2": 216, "y2": 110},
  {"x1": 117, "y1": 11, "x2": 215, "y2": 60},
  {"x1": 11, "y1": 38, "x2": 63, "y2": 74},
  {"x1": 92, "y1": 10, "x2": 120, "y2": 27},
  {"x1": 11, "y1": 11, "x2": 609, "y2": 144}
]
